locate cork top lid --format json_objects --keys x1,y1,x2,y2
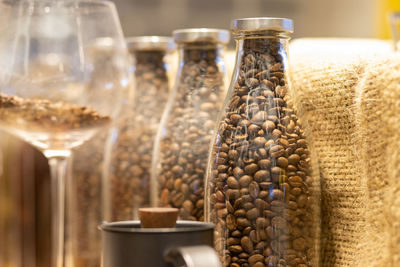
[
  {"x1": 173, "y1": 28, "x2": 230, "y2": 44},
  {"x1": 138, "y1": 207, "x2": 179, "y2": 228},
  {"x1": 232, "y1": 17, "x2": 293, "y2": 33}
]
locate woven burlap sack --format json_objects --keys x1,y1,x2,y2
[{"x1": 289, "y1": 39, "x2": 400, "y2": 266}]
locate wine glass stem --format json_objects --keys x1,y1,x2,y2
[{"x1": 47, "y1": 154, "x2": 70, "y2": 267}]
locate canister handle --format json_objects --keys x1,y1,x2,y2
[{"x1": 164, "y1": 245, "x2": 222, "y2": 267}]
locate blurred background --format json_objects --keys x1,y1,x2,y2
[
  {"x1": 1, "y1": 0, "x2": 400, "y2": 266},
  {"x1": 113, "y1": 0, "x2": 397, "y2": 44}
]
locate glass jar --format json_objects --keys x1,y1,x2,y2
[
  {"x1": 205, "y1": 18, "x2": 320, "y2": 267},
  {"x1": 68, "y1": 37, "x2": 135, "y2": 267},
  {"x1": 108, "y1": 36, "x2": 174, "y2": 221},
  {"x1": 68, "y1": 36, "x2": 173, "y2": 267},
  {"x1": 152, "y1": 28, "x2": 229, "y2": 221}
]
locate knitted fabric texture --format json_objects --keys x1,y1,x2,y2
[{"x1": 289, "y1": 39, "x2": 398, "y2": 266}]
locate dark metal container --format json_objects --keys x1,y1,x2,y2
[{"x1": 99, "y1": 220, "x2": 221, "y2": 267}]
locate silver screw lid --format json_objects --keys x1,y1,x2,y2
[
  {"x1": 126, "y1": 36, "x2": 175, "y2": 51},
  {"x1": 173, "y1": 28, "x2": 230, "y2": 44},
  {"x1": 232, "y1": 17, "x2": 293, "y2": 33}
]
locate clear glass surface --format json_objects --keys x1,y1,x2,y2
[
  {"x1": 0, "y1": 1, "x2": 131, "y2": 266},
  {"x1": 152, "y1": 40, "x2": 228, "y2": 221},
  {"x1": 66, "y1": 38, "x2": 173, "y2": 267},
  {"x1": 109, "y1": 41, "x2": 173, "y2": 221},
  {"x1": 205, "y1": 30, "x2": 320, "y2": 266}
]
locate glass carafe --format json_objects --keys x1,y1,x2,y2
[
  {"x1": 152, "y1": 29, "x2": 229, "y2": 221},
  {"x1": 205, "y1": 18, "x2": 320, "y2": 267}
]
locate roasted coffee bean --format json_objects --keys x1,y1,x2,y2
[
  {"x1": 261, "y1": 79, "x2": 274, "y2": 89},
  {"x1": 232, "y1": 230, "x2": 242, "y2": 238},
  {"x1": 297, "y1": 139, "x2": 307, "y2": 148},
  {"x1": 248, "y1": 254, "x2": 264, "y2": 266},
  {"x1": 237, "y1": 217, "x2": 251, "y2": 228},
  {"x1": 297, "y1": 194, "x2": 308, "y2": 208},
  {"x1": 288, "y1": 176, "x2": 303, "y2": 187},
  {"x1": 241, "y1": 236, "x2": 254, "y2": 253},
  {"x1": 234, "y1": 209, "x2": 246, "y2": 217},
  {"x1": 252, "y1": 111, "x2": 268, "y2": 124},
  {"x1": 271, "y1": 167, "x2": 283, "y2": 182},
  {"x1": 262, "y1": 120, "x2": 275, "y2": 132},
  {"x1": 291, "y1": 187, "x2": 302, "y2": 196},
  {"x1": 229, "y1": 245, "x2": 244, "y2": 253},
  {"x1": 227, "y1": 189, "x2": 241, "y2": 200},
  {"x1": 218, "y1": 165, "x2": 229, "y2": 173},
  {"x1": 272, "y1": 189, "x2": 284, "y2": 200},
  {"x1": 277, "y1": 138, "x2": 289, "y2": 148},
  {"x1": 171, "y1": 192, "x2": 185, "y2": 206},
  {"x1": 246, "y1": 77, "x2": 259, "y2": 87},
  {"x1": 245, "y1": 69, "x2": 258, "y2": 78},
  {"x1": 271, "y1": 129, "x2": 282, "y2": 139},
  {"x1": 234, "y1": 167, "x2": 245, "y2": 178},
  {"x1": 208, "y1": 36, "x2": 316, "y2": 266},
  {"x1": 227, "y1": 214, "x2": 237, "y2": 230},
  {"x1": 255, "y1": 199, "x2": 269, "y2": 210},
  {"x1": 248, "y1": 124, "x2": 261, "y2": 136},
  {"x1": 258, "y1": 159, "x2": 271, "y2": 169},
  {"x1": 243, "y1": 202, "x2": 255, "y2": 211},
  {"x1": 275, "y1": 85, "x2": 287, "y2": 97},
  {"x1": 254, "y1": 136, "x2": 267, "y2": 147},
  {"x1": 252, "y1": 170, "x2": 270, "y2": 182},
  {"x1": 277, "y1": 157, "x2": 289, "y2": 168},
  {"x1": 231, "y1": 114, "x2": 242, "y2": 125},
  {"x1": 243, "y1": 226, "x2": 252, "y2": 235},
  {"x1": 227, "y1": 237, "x2": 240, "y2": 246},
  {"x1": 239, "y1": 175, "x2": 252, "y2": 187},
  {"x1": 245, "y1": 163, "x2": 259, "y2": 175},
  {"x1": 288, "y1": 153, "x2": 301, "y2": 165},
  {"x1": 256, "y1": 217, "x2": 268, "y2": 229},
  {"x1": 227, "y1": 176, "x2": 240, "y2": 189},
  {"x1": 229, "y1": 149, "x2": 240, "y2": 160},
  {"x1": 295, "y1": 147, "x2": 305, "y2": 155},
  {"x1": 249, "y1": 182, "x2": 260, "y2": 198}
]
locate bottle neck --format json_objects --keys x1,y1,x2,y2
[
  {"x1": 132, "y1": 49, "x2": 170, "y2": 93},
  {"x1": 134, "y1": 50, "x2": 168, "y2": 69},
  {"x1": 222, "y1": 31, "x2": 290, "y2": 108},
  {"x1": 177, "y1": 42, "x2": 225, "y2": 65},
  {"x1": 233, "y1": 29, "x2": 291, "y2": 40},
  {"x1": 171, "y1": 42, "x2": 226, "y2": 101},
  {"x1": 233, "y1": 33, "x2": 289, "y2": 73}
]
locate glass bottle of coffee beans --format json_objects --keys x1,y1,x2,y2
[
  {"x1": 107, "y1": 36, "x2": 175, "y2": 221},
  {"x1": 205, "y1": 18, "x2": 320, "y2": 267},
  {"x1": 70, "y1": 36, "x2": 174, "y2": 266},
  {"x1": 152, "y1": 28, "x2": 229, "y2": 221}
]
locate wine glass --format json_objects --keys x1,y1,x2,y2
[{"x1": 0, "y1": 0, "x2": 132, "y2": 266}]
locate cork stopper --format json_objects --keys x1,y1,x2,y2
[{"x1": 138, "y1": 207, "x2": 179, "y2": 228}]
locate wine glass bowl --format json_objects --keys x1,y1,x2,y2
[
  {"x1": 0, "y1": 37, "x2": 129, "y2": 151},
  {"x1": 0, "y1": 1, "x2": 131, "y2": 266},
  {"x1": 0, "y1": 34, "x2": 129, "y2": 151}
]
